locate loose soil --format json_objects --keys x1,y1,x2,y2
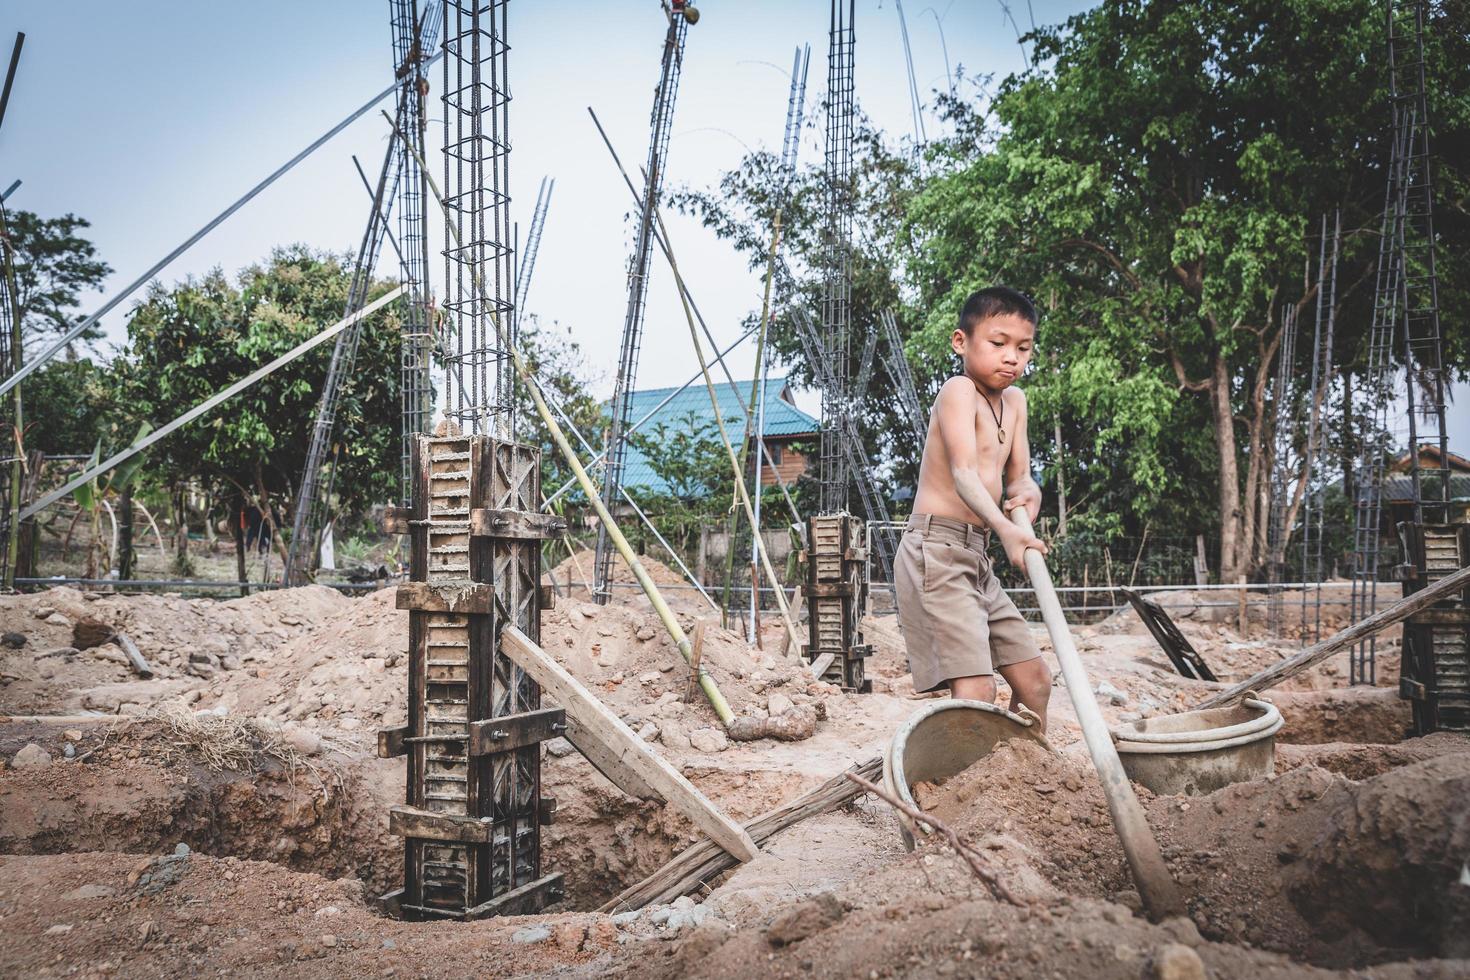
[{"x1": 1, "y1": 580, "x2": 1465, "y2": 978}]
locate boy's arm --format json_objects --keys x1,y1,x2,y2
[
  {"x1": 934, "y1": 379, "x2": 1046, "y2": 570},
  {"x1": 1003, "y1": 389, "x2": 1043, "y2": 523}
]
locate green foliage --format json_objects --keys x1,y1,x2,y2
[
  {"x1": 902, "y1": 0, "x2": 1468, "y2": 575},
  {"x1": 113, "y1": 246, "x2": 404, "y2": 524},
  {"x1": 625, "y1": 411, "x2": 735, "y2": 558},
  {"x1": 2, "y1": 209, "x2": 112, "y2": 355},
  {"x1": 19, "y1": 358, "x2": 116, "y2": 454},
  {"x1": 678, "y1": 0, "x2": 1469, "y2": 580}
]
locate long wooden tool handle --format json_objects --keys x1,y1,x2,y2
[{"x1": 1009, "y1": 509, "x2": 1184, "y2": 921}]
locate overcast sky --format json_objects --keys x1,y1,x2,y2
[{"x1": 3, "y1": 0, "x2": 1462, "y2": 449}]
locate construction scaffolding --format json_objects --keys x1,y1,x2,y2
[
  {"x1": 1349, "y1": 0, "x2": 1451, "y2": 685},
  {"x1": 377, "y1": 0, "x2": 562, "y2": 921},
  {"x1": 594, "y1": 5, "x2": 695, "y2": 604},
  {"x1": 284, "y1": 6, "x2": 443, "y2": 584}
]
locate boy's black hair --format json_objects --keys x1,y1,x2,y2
[{"x1": 957, "y1": 286, "x2": 1038, "y2": 336}]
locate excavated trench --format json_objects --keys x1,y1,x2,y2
[{"x1": 0, "y1": 721, "x2": 692, "y2": 914}]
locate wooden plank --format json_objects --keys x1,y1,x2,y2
[
  {"x1": 377, "y1": 725, "x2": 407, "y2": 759},
  {"x1": 500, "y1": 625, "x2": 759, "y2": 863},
  {"x1": 602, "y1": 756, "x2": 882, "y2": 913},
  {"x1": 114, "y1": 633, "x2": 154, "y2": 678},
  {"x1": 395, "y1": 581, "x2": 497, "y2": 614},
  {"x1": 388, "y1": 804, "x2": 494, "y2": 844},
  {"x1": 464, "y1": 872, "x2": 565, "y2": 919},
  {"x1": 1195, "y1": 563, "x2": 1470, "y2": 710},
  {"x1": 467, "y1": 707, "x2": 566, "y2": 756},
  {"x1": 563, "y1": 716, "x2": 661, "y2": 802},
  {"x1": 468, "y1": 507, "x2": 568, "y2": 540},
  {"x1": 805, "y1": 582, "x2": 853, "y2": 598}
]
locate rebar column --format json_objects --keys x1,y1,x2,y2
[
  {"x1": 393, "y1": 0, "x2": 437, "y2": 502},
  {"x1": 378, "y1": 0, "x2": 561, "y2": 921},
  {"x1": 1350, "y1": 0, "x2": 1450, "y2": 684},
  {"x1": 593, "y1": 7, "x2": 694, "y2": 604},
  {"x1": 818, "y1": 0, "x2": 855, "y2": 515}
]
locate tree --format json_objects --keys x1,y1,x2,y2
[
  {"x1": 114, "y1": 246, "x2": 404, "y2": 572},
  {"x1": 626, "y1": 412, "x2": 734, "y2": 561},
  {"x1": 904, "y1": 0, "x2": 1470, "y2": 582},
  {"x1": 3, "y1": 210, "x2": 111, "y2": 356}
]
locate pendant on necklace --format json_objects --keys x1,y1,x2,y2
[{"x1": 997, "y1": 428, "x2": 1006, "y2": 443}]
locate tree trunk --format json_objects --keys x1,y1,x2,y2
[
  {"x1": 118, "y1": 486, "x2": 135, "y2": 580},
  {"x1": 171, "y1": 486, "x2": 191, "y2": 575},
  {"x1": 1340, "y1": 367, "x2": 1356, "y2": 505},
  {"x1": 1208, "y1": 354, "x2": 1243, "y2": 583},
  {"x1": 233, "y1": 496, "x2": 248, "y2": 598},
  {"x1": 1054, "y1": 417, "x2": 1067, "y2": 536}
]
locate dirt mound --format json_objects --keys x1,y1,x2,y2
[
  {"x1": 1277, "y1": 733, "x2": 1464, "y2": 780},
  {"x1": 0, "y1": 850, "x2": 623, "y2": 977},
  {"x1": 203, "y1": 589, "x2": 834, "y2": 750},
  {"x1": 0, "y1": 585, "x2": 352, "y2": 715},
  {"x1": 1288, "y1": 752, "x2": 1470, "y2": 959},
  {"x1": 547, "y1": 546, "x2": 688, "y2": 592},
  {"x1": 1271, "y1": 686, "x2": 1412, "y2": 744},
  {"x1": 0, "y1": 715, "x2": 399, "y2": 894}
]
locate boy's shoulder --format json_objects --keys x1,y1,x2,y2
[{"x1": 937, "y1": 375, "x2": 978, "y2": 402}]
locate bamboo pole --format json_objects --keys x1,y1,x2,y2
[
  {"x1": 396, "y1": 119, "x2": 736, "y2": 727},
  {"x1": 653, "y1": 207, "x2": 803, "y2": 655},
  {"x1": 1009, "y1": 508, "x2": 1184, "y2": 921}
]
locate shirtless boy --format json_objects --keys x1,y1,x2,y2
[{"x1": 894, "y1": 286, "x2": 1052, "y2": 729}]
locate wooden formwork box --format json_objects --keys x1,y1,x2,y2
[
  {"x1": 1395, "y1": 522, "x2": 1470, "y2": 735},
  {"x1": 802, "y1": 513, "x2": 872, "y2": 692},
  {"x1": 378, "y1": 433, "x2": 566, "y2": 920}
]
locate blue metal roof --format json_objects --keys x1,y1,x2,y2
[{"x1": 616, "y1": 377, "x2": 817, "y2": 494}]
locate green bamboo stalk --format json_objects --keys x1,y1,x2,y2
[{"x1": 654, "y1": 207, "x2": 803, "y2": 655}]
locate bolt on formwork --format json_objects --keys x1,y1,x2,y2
[
  {"x1": 593, "y1": 6, "x2": 694, "y2": 605},
  {"x1": 377, "y1": 0, "x2": 563, "y2": 922}
]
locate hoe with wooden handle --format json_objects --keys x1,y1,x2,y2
[{"x1": 1008, "y1": 508, "x2": 1185, "y2": 921}]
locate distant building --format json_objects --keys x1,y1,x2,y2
[
  {"x1": 1382, "y1": 446, "x2": 1470, "y2": 525},
  {"x1": 616, "y1": 377, "x2": 818, "y2": 495}
]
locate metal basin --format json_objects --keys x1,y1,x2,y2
[
  {"x1": 1112, "y1": 697, "x2": 1284, "y2": 796},
  {"x1": 882, "y1": 699, "x2": 1054, "y2": 851}
]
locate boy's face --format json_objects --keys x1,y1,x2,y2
[{"x1": 951, "y1": 313, "x2": 1035, "y2": 391}]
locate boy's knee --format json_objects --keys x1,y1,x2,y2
[{"x1": 1012, "y1": 661, "x2": 1052, "y2": 701}]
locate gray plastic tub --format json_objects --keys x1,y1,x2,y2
[{"x1": 1112, "y1": 697, "x2": 1284, "y2": 796}]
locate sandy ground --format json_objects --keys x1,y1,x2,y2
[{"x1": 1, "y1": 571, "x2": 1465, "y2": 978}]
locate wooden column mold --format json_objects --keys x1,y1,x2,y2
[
  {"x1": 379, "y1": 431, "x2": 563, "y2": 920},
  {"x1": 802, "y1": 513, "x2": 872, "y2": 692},
  {"x1": 1394, "y1": 521, "x2": 1470, "y2": 735}
]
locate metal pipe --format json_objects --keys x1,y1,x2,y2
[
  {"x1": 14, "y1": 577, "x2": 377, "y2": 593},
  {"x1": 0, "y1": 53, "x2": 441, "y2": 400},
  {"x1": 1010, "y1": 508, "x2": 1183, "y2": 921}
]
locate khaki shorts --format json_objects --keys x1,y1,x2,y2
[{"x1": 894, "y1": 513, "x2": 1042, "y2": 693}]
